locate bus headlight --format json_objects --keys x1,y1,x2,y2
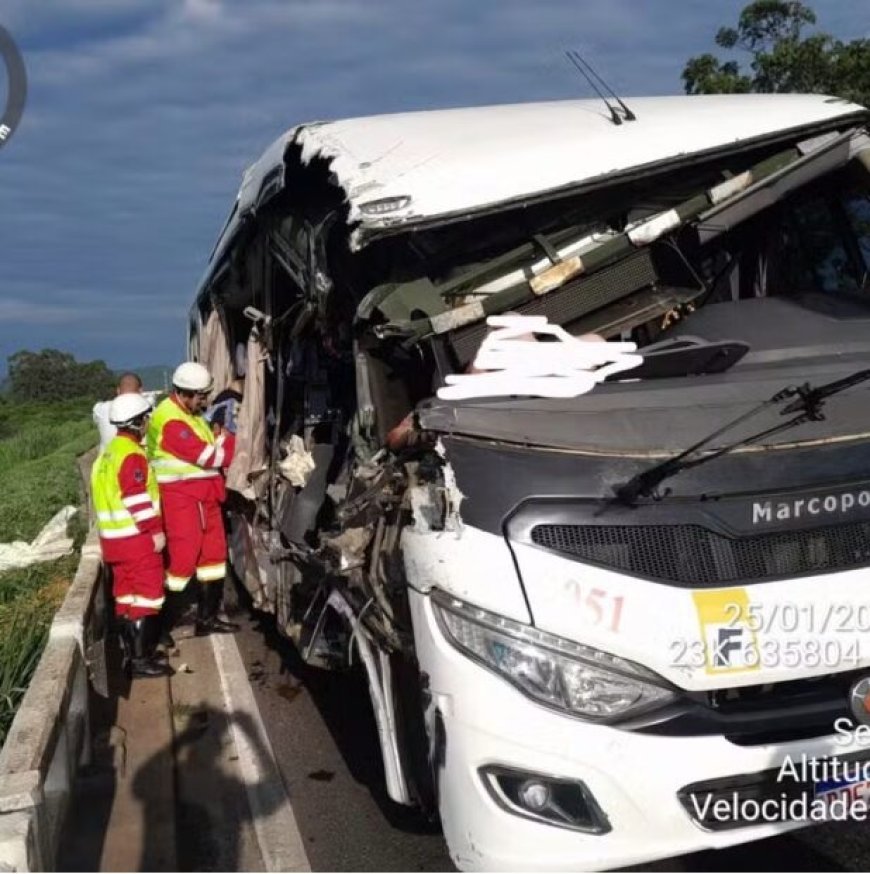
[{"x1": 432, "y1": 592, "x2": 675, "y2": 722}]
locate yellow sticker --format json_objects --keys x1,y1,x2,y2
[{"x1": 692, "y1": 588, "x2": 760, "y2": 675}]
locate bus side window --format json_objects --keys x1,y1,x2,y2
[
  {"x1": 789, "y1": 196, "x2": 862, "y2": 295},
  {"x1": 776, "y1": 209, "x2": 818, "y2": 294},
  {"x1": 843, "y1": 191, "x2": 870, "y2": 284}
]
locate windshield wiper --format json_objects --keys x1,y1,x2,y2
[{"x1": 612, "y1": 368, "x2": 870, "y2": 506}]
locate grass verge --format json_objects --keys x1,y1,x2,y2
[
  {"x1": 0, "y1": 398, "x2": 96, "y2": 747},
  {"x1": 0, "y1": 403, "x2": 94, "y2": 542},
  {"x1": 0, "y1": 555, "x2": 78, "y2": 745}
]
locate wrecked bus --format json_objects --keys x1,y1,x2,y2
[{"x1": 189, "y1": 93, "x2": 870, "y2": 870}]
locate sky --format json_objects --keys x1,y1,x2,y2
[{"x1": 0, "y1": 0, "x2": 862, "y2": 374}]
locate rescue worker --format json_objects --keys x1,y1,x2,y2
[
  {"x1": 147, "y1": 362, "x2": 239, "y2": 636},
  {"x1": 93, "y1": 372, "x2": 160, "y2": 451},
  {"x1": 90, "y1": 393, "x2": 173, "y2": 679}
]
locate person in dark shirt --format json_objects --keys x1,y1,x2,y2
[{"x1": 206, "y1": 379, "x2": 243, "y2": 434}]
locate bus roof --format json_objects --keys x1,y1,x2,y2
[{"x1": 207, "y1": 93, "x2": 866, "y2": 272}]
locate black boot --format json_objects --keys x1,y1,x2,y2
[
  {"x1": 117, "y1": 618, "x2": 135, "y2": 675},
  {"x1": 129, "y1": 616, "x2": 175, "y2": 678},
  {"x1": 157, "y1": 601, "x2": 176, "y2": 650},
  {"x1": 160, "y1": 586, "x2": 193, "y2": 645},
  {"x1": 195, "y1": 580, "x2": 239, "y2": 636}
]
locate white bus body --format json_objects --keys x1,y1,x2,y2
[{"x1": 190, "y1": 93, "x2": 870, "y2": 870}]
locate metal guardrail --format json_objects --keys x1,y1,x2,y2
[{"x1": 0, "y1": 449, "x2": 106, "y2": 872}]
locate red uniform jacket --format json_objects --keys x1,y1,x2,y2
[{"x1": 158, "y1": 397, "x2": 236, "y2": 503}]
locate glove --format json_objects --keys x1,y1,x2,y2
[{"x1": 152, "y1": 532, "x2": 167, "y2": 553}]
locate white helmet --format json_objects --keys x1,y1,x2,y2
[
  {"x1": 172, "y1": 361, "x2": 213, "y2": 393},
  {"x1": 109, "y1": 393, "x2": 153, "y2": 427}
]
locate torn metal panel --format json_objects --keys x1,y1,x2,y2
[
  {"x1": 322, "y1": 527, "x2": 373, "y2": 572},
  {"x1": 409, "y1": 483, "x2": 444, "y2": 532},
  {"x1": 323, "y1": 589, "x2": 412, "y2": 805},
  {"x1": 373, "y1": 138, "x2": 818, "y2": 344},
  {"x1": 227, "y1": 513, "x2": 276, "y2": 612},
  {"x1": 298, "y1": 95, "x2": 866, "y2": 250},
  {"x1": 202, "y1": 94, "x2": 867, "y2": 278},
  {"x1": 400, "y1": 523, "x2": 531, "y2": 623},
  {"x1": 404, "y1": 443, "x2": 466, "y2": 534},
  {"x1": 695, "y1": 128, "x2": 861, "y2": 243},
  {"x1": 440, "y1": 457, "x2": 465, "y2": 535}
]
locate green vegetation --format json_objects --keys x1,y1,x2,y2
[
  {"x1": 0, "y1": 556, "x2": 78, "y2": 743},
  {"x1": 683, "y1": 1, "x2": 870, "y2": 106},
  {"x1": 0, "y1": 396, "x2": 95, "y2": 746},
  {"x1": 7, "y1": 349, "x2": 115, "y2": 404},
  {"x1": 0, "y1": 399, "x2": 95, "y2": 542}
]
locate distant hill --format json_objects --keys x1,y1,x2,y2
[
  {"x1": 118, "y1": 365, "x2": 172, "y2": 392},
  {"x1": 0, "y1": 363, "x2": 173, "y2": 397}
]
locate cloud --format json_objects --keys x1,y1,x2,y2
[
  {"x1": 0, "y1": 298, "x2": 86, "y2": 324},
  {"x1": 0, "y1": 0, "x2": 861, "y2": 372}
]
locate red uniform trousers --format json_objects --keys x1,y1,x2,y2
[
  {"x1": 160, "y1": 478, "x2": 227, "y2": 591},
  {"x1": 100, "y1": 533, "x2": 164, "y2": 620}
]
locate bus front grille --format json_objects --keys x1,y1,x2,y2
[{"x1": 530, "y1": 520, "x2": 870, "y2": 585}]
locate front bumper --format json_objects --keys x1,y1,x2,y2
[{"x1": 409, "y1": 590, "x2": 867, "y2": 872}]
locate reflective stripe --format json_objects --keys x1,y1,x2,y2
[
  {"x1": 116, "y1": 594, "x2": 165, "y2": 609},
  {"x1": 97, "y1": 510, "x2": 134, "y2": 522},
  {"x1": 155, "y1": 469, "x2": 221, "y2": 483},
  {"x1": 122, "y1": 494, "x2": 152, "y2": 509},
  {"x1": 212, "y1": 445, "x2": 225, "y2": 468},
  {"x1": 165, "y1": 574, "x2": 190, "y2": 592},
  {"x1": 99, "y1": 525, "x2": 140, "y2": 539},
  {"x1": 147, "y1": 397, "x2": 218, "y2": 481},
  {"x1": 151, "y1": 458, "x2": 198, "y2": 472},
  {"x1": 196, "y1": 445, "x2": 215, "y2": 466},
  {"x1": 132, "y1": 508, "x2": 158, "y2": 522},
  {"x1": 196, "y1": 563, "x2": 226, "y2": 582}
]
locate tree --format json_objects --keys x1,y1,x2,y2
[
  {"x1": 7, "y1": 349, "x2": 116, "y2": 403},
  {"x1": 682, "y1": 1, "x2": 870, "y2": 107}
]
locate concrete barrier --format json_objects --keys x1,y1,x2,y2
[{"x1": 0, "y1": 451, "x2": 105, "y2": 872}]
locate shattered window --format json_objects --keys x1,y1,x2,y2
[
  {"x1": 777, "y1": 210, "x2": 819, "y2": 293},
  {"x1": 788, "y1": 196, "x2": 862, "y2": 294},
  {"x1": 844, "y1": 191, "x2": 870, "y2": 279}
]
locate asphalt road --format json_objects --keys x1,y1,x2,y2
[
  {"x1": 232, "y1": 605, "x2": 452, "y2": 872},
  {"x1": 230, "y1": 599, "x2": 870, "y2": 873}
]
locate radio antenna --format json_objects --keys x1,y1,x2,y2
[
  {"x1": 564, "y1": 50, "x2": 622, "y2": 125},
  {"x1": 565, "y1": 49, "x2": 636, "y2": 123},
  {"x1": 573, "y1": 51, "x2": 636, "y2": 121}
]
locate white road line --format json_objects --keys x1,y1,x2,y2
[{"x1": 211, "y1": 633, "x2": 311, "y2": 872}]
